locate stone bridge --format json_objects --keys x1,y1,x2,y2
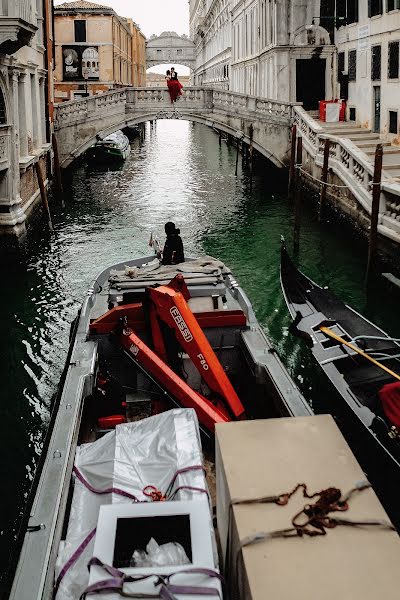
[{"x1": 54, "y1": 87, "x2": 296, "y2": 169}]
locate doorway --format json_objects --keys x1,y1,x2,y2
[
  {"x1": 373, "y1": 86, "x2": 381, "y2": 133},
  {"x1": 296, "y1": 58, "x2": 326, "y2": 111}
]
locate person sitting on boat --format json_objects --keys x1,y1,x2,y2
[{"x1": 162, "y1": 221, "x2": 185, "y2": 265}]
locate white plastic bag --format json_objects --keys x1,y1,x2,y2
[{"x1": 131, "y1": 537, "x2": 190, "y2": 568}]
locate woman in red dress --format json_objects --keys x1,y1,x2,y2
[
  {"x1": 169, "y1": 67, "x2": 183, "y2": 102},
  {"x1": 166, "y1": 70, "x2": 174, "y2": 103}
]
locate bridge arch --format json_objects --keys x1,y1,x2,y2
[
  {"x1": 61, "y1": 113, "x2": 284, "y2": 170},
  {"x1": 146, "y1": 32, "x2": 195, "y2": 71}
]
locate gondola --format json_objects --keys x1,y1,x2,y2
[{"x1": 280, "y1": 241, "x2": 400, "y2": 521}]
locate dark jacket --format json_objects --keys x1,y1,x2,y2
[{"x1": 162, "y1": 233, "x2": 185, "y2": 265}]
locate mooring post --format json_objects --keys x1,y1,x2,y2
[
  {"x1": 365, "y1": 143, "x2": 383, "y2": 285},
  {"x1": 249, "y1": 124, "x2": 254, "y2": 192},
  {"x1": 235, "y1": 138, "x2": 240, "y2": 176},
  {"x1": 288, "y1": 124, "x2": 297, "y2": 200},
  {"x1": 319, "y1": 138, "x2": 331, "y2": 223},
  {"x1": 219, "y1": 131, "x2": 222, "y2": 146},
  {"x1": 34, "y1": 161, "x2": 54, "y2": 232},
  {"x1": 293, "y1": 136, "x2": 303, "y2": 254},
  {"x1": 52, "y1": 133, "x2": 64, "y2": 204}
]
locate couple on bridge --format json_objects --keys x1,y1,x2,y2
[{"x1": 166, "y1": 67, "x2": 183, "y2": 103}]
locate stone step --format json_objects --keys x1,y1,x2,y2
[
  {"x1": 346, "y1": 133, "x2": 381, "y2": 141},
  {"x1": 327, "y1": 127, "x2": 371, "y2": 135},
  {"x1": 365, "y1": 146, "x2": 400, "y2": 155},
  {"x1": 356, "y1": 140, "x2": 392, "y2": 149}
]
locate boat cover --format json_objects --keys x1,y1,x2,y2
[
  {"x1": 379, "y1": 381, "x2": 400, "y2": 428},
  {"x1": 55, "y1": 409, "x2": 212, "y2": 600},
  {"x1": 109, "y1": 256, "x2": 230, "y2": 285},
  {"x1": 97, "y1": 130, "x2": 128, "y2": 147}
]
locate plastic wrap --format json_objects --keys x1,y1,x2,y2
[{"x1": 55, "y1": 408, "x2": 211, "y2": 600}]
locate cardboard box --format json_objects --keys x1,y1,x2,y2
[
  {"x1": 89, "y1": 498, "x2": 222, "y2": 600},
  {"x1": 216, "y1": 415, "x2": 400, "y2": 600}
]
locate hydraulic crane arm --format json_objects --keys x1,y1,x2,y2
[
  {"x1": 146, "y1": 283, "x2": 246, "y2": 420},
  {"x1": 120, "y1": 327, "x2": 230, "y2": 432}
]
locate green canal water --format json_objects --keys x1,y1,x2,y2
[{"x1": 1, "y1": 120, "x2": 399, "y2": 586}]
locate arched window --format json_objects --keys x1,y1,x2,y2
[{"x1": 0, "y1": 88, "x2": 6, "y2": 125}]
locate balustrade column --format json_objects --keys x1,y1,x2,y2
[{"x1": 18, "y1": 72, "x2": 28, "y2": 157}]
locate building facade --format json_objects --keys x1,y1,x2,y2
[
  {"x1": 0, "y1": 0, "x2": 54, "y2": 235},
  {"x1": 190, "y1": 1, "x2": 336, "y2": 106},
  {"x1": 127, "y1": 20, "x2": 146, "y2": 86},
  {"x1": 190, "y1": 0, "x2": 232, "y2": 88},
  {"x1": 54, "y1": 1, "x2": 135, "y2": 101},
  {"x1": 335, "y1": 1, "x2": 400, "y2": 137}
]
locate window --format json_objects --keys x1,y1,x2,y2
[
  {"x1": 337, "y1": 52, "x2": 345, "y2": 81},
  {"x1": 177, "y1": 49, "x2": 182, "y2": 55},
  {"x1": 349, "y1": 107, "x2": 356, "y2": 121},
  {"x1": 348, "y1": 49, "x2": 357, "y2": 81},
  {"x1": 368, "y1": 0, "x2": 383, "y2": 17},
  {"x1": 388, "y1": 41, "x2": 399, "y2": 79},
  {"x1": 157, "y1": 49, "x2": 162, "y2": 55},
  {"x1": 387, "y1": 0, "x2": 400, "y2": 10},
  {"x1": 335, "y1": 0, "x2": 358, "y2": 25},
  {"x1": 389, "y1": 110, "x2": 398, "y2": 134},
  {"x1": 0, "y1": 88, "x2": 6, "y2": 124},
  {"x1": 371, "y1": 45, "x2": 381, "y2": 80},
  {"x1": 74, "y1": 20, "x2": 86, "y2": 43}
]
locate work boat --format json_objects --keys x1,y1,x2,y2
[
  {"x1": 9, "y1": 254, "x2": 312, "y2": 599},
  {"x1": 88, "y1": 130, "x2": 130, "y2": 162},
  {"x1": 280, "y1": 242, "x2": 400, "y2": 524}
]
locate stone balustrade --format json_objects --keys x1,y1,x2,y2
[
  {"x1": 55, "y1": 86, "x2": 296, "y2": 132},
  {"x1": 294, "y1": 105, "x2": 400, "y2": 243},
  {"x1": 0, "y1": 125, "x2": 11, "y2": 171}
]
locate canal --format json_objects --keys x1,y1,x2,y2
[{"x1": 1, "y1": 120, "x2": 399, "y2": 585}]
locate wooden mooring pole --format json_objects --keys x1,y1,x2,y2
[
  {"x1": 235, "y1": 139, "x2": 240, "y2": 176},
  {"x1": 319, "y1": 138, "x2": 331, "y2": 223},
  {"x1": 249, "y1": 124, "x2": 254, "y2": 192},
  {"x1": 34, "y1": 161, "x2": 54, "y2": 232},
  {"x1": 365, "y1": 143, "x2": 383, "y2": 285},
  {"x1": 219, "y1": 131, "x2": 222, "y2": 146},
  {"x1": 288, "y1": 124, "x2": 297, "y2": 201},
  {"x1": 52, "y1": 133, "x2": 64, "y2": 202},
  {"x1": 293, "y1": 136, "x2": 303, "y2": 254}
]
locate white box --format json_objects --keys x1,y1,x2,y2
[
  {"x1": 326, "y1": 102, "x2": 340, "y2": 122},
  {"x1": 89, "y1": 499, "x2": 222, "y2": 600}
]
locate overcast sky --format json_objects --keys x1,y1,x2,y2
[{"x1": 54, "y1": 0, "x2": 191, "y2": 73}]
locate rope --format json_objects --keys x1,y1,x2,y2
[
  {"x1": 228, "y1": 480, "x2": 395, "y2": 594},
  {"x1": 297, "y1": 166, "x2": 350, "y2": 189},
  {"x1": 80, "y1": 558, "x2": 224, "y2": 599}
]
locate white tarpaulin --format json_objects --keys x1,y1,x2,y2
[{"x1": 55, "y1": 409, "x2": 212, "y2": 600}]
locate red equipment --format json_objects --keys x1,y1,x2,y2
[
  {"x1": 98, "y1": 415, "x2": 127, "y2": 429},
  {"x1": 120, "y1": 328, "x2": 229, "y2": 432},
  {"x1": 379, "y1": 381, "x2": 400, "y2": 429},
  {"x1": 146, "y1": 282, "x2": 245, "y2": 420},
  {"x1": 89, "y1": 275, "x2": 247, "y2": 431},
  {"x1": 319, "y1": 100, "x2": 346, "y2": 122}
]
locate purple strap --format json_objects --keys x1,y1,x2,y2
[
  {"x1": 55, "y1": 528, "x2": 96, "y2": 596},
  {"x1": 165, "y1": 465, "x2": 206, "y2": 497},
  {"x1": 82, "y1": 558, "x2": 223, "y2": 599},
  {"x1": 73, "y1": 466, "x2": 140, "y2": 501}
]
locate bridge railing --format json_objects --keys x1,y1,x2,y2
[
  {"x1": 54, "y1": 89, "x2": 127, "y2": 129},
  {"x1": 54, "y1": 86, "x2": 296, "y2": 131}
]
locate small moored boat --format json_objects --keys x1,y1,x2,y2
[
  {"x1": 88, "y1": 130, "x2": 130, "y2": 161},
  {"x1": 8, "y1": 252, "x2": 312, "y2": 599},
  {"x1": 280, "y1": 241, "x2": 400, "y2": 522}
]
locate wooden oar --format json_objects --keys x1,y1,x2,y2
[{"x1": 320, "y1": 326, "x2": 400, "y2": 382}]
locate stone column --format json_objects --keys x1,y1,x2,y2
[
  {"x1": 39, "y1": 75, "x2": 47, "y2": 144},
  {"x1": 30, "y1": 72, "x2": 40, "y2": 150},
  {"x1": 9, "y1": 68, "x2": 20, "y2": 201},
  {"x1": 18, "y1": 72, "x2": 28, "y2": 157}
]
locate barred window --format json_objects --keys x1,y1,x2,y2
[
  {"x1": 368, "y1": 0, "x2": 383, "y2": 17},
  {"x1": 388, "y1": 41, "x2": 399, "y2": 79},
  {"x1": 348, "y1": 50, "x2": 357, "y2": 81},
  {"x1": 336, "y1": 0, "x2": 358, "y2": 24},
  {"x1": 389, "y1": 111, "x2": 398, "y2": 134},
  {"x1": 371, "y1": 45, "x2": 381, "y2": 81},
  {"x1": 349, "y1": 107, "x2": 356, "y2": 121},
  {"x1": 338, "y1": 52, "x2": 345, "y2": 81}
]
